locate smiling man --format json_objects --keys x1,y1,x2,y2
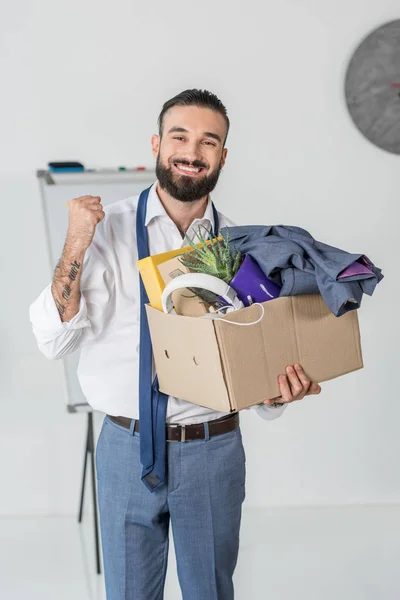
[{"x1": 30, "y1": 89, "x2": 321, "y2": 600}]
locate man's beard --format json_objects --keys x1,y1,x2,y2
[{"x1": 156, "y1": 155, "x2": 223, "y2": 203}]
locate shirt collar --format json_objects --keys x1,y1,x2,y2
[
  {"x1": 145, "y1": 181, "x2": 216, "y2": 236},
  {"x1": 144, "y1": 182, "x2": 169, "y2": 226}
]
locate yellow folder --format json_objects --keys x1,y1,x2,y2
[{"x1": 137, "y1": 238, "x2": 220, "y2": 311}]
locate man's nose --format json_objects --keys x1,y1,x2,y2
[{"x1": 179, "y1": 140, "x2": 203, "y2": 163}]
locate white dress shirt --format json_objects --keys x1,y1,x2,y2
[{"x1": 30, "y1": 183, "x2": 286, "y2": 424}]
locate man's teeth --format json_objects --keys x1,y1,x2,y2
[{"x1": 176, "y1": 164, "x2": 201, "y2": 173}]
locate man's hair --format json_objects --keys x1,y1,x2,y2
[{"x1": 158, "y1": 89, "x2": 230, "y2": 142}]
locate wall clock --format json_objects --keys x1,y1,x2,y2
[{"x1": 345, "y1": 19, "x2": 400, "y2": 154}]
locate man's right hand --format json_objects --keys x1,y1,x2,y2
[{"x1": 66, "y1": 195, "x2": 105, "y2": 251}]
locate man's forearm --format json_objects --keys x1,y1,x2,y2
[{"x1": 51, "y1": 242, "x2": 86, "y2": 322}]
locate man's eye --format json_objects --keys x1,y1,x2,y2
[
  {"x1": 173, "y1": 136, "x2": 185, "y2": 141},
  {"x1": 203, "y1": 141, "x2": 216, "y2": 146}
]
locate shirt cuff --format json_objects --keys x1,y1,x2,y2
[
  {"x1": 29, "y1": 284, "x2": 91, "y2": 342},
  {"x1": 253, "y1": 401, "x2": 288, "y2": 421}
]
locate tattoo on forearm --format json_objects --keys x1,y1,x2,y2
[
  {"x1": 53, "y1": 258, "x2": 82, "y2": 318},
  {"x1": 54, "y1": 298, "x2": 66, "y2": 317},
  {"x1": 62, "y1": 284, "x2": 71, "y2": 300},
  {"x1": 69, "y1": 261, "x2": 81, "y2": 281}
]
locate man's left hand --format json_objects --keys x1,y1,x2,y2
[{"x1": 263, "y1": 363, "x2": 321, "y2": 406}]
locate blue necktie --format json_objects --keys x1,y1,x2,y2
[{"x1": 136, "y1": 186, "x2": 220, "y2": 492}]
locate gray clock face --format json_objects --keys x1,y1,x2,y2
[{"x1": 345, "y1": 19, "x2": 400, "y2": 155}]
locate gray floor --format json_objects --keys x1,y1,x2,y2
[{"x1": 1, "y1": 506, "x2": 399, "y2": 600}]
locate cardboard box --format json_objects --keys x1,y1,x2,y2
[
  {"x1": 157, "y1": 257, "x2": 210, "y2": 317},
  {"x1": 145, "y1": 294, "x2": 363, "y2": 412}
]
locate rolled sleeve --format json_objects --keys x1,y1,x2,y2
[
  {"x1": 29, "y1": 284, "x2": 91, "y2": 359},
  {"x1": 252, "y1": 402, "x2": 288, "y2": 421}
]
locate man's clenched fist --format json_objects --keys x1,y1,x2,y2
[{"x1": 67, "y1": 195, "x2": 105, "y2": 251}]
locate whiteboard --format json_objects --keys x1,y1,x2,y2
[{"x1": 37, "y1": 168, "x2": 156, "y2": 412}]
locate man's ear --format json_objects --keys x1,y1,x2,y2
[
  {"x1": 151, "y1": 134, "x2": 160, "y2": 158},
  {"x1": 220, "y1": 147, "x2": 228, "y2": 169}
]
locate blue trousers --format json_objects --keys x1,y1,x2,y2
[{"x1": 96, "y1": 416, "x2": 246, "y2": 600}]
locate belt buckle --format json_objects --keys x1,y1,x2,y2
[{"x1": 180, "y1": 425, "x2": 186, "y2": 443}]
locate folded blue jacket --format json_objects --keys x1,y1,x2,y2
[{"x1": 220, "y1": 225, "x2": 383, "y2": 317}]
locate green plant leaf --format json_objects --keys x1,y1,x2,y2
[
  {"x1": 232, "y1": 249, "x2": 243, "y2": 277},
  {"x1": 197, "y1": 229, "x2": 218, "y2": 267},
  {"x1": 184, "y1": 233, "x2": 209, "y2": 260},
  {"x1": 196, "y1": 228, "x2": 213, "y2": 256},
  {"x1": 177, "y1": 224, "x2": 239, "y2": 284}
]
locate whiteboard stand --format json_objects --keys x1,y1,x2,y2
[
  {"x1": 78, "y1": 411, "x2": 101, "y2": 575},
  {"x1": 37, "y1": 167, "x2": 157, "y2": 575}
]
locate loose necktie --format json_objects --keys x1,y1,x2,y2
[{"x1": 136, "y1": 186, "x2": 219, "y2": 491}]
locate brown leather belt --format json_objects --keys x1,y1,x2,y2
[{"x1": 107, "y1": 412, "x2": 239, "y2": 442}]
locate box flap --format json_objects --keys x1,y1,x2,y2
[{"x1": 145, "y1": 305, "x2": 232, "y2": 412}]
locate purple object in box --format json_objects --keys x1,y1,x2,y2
[
  {"x1": 229, "y1": 254, "x2": 281, "y2": 307},
  {"x1": 337, "y1": 256, "x2": 373, "y2": 279}
]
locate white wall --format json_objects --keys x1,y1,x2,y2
[{"x1": 0, "y1": 0, "x2": 399, "y2": 516}]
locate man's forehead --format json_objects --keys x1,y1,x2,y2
[{"x1": 163, "y1": 105, "x2": 227, "y2": 136}]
